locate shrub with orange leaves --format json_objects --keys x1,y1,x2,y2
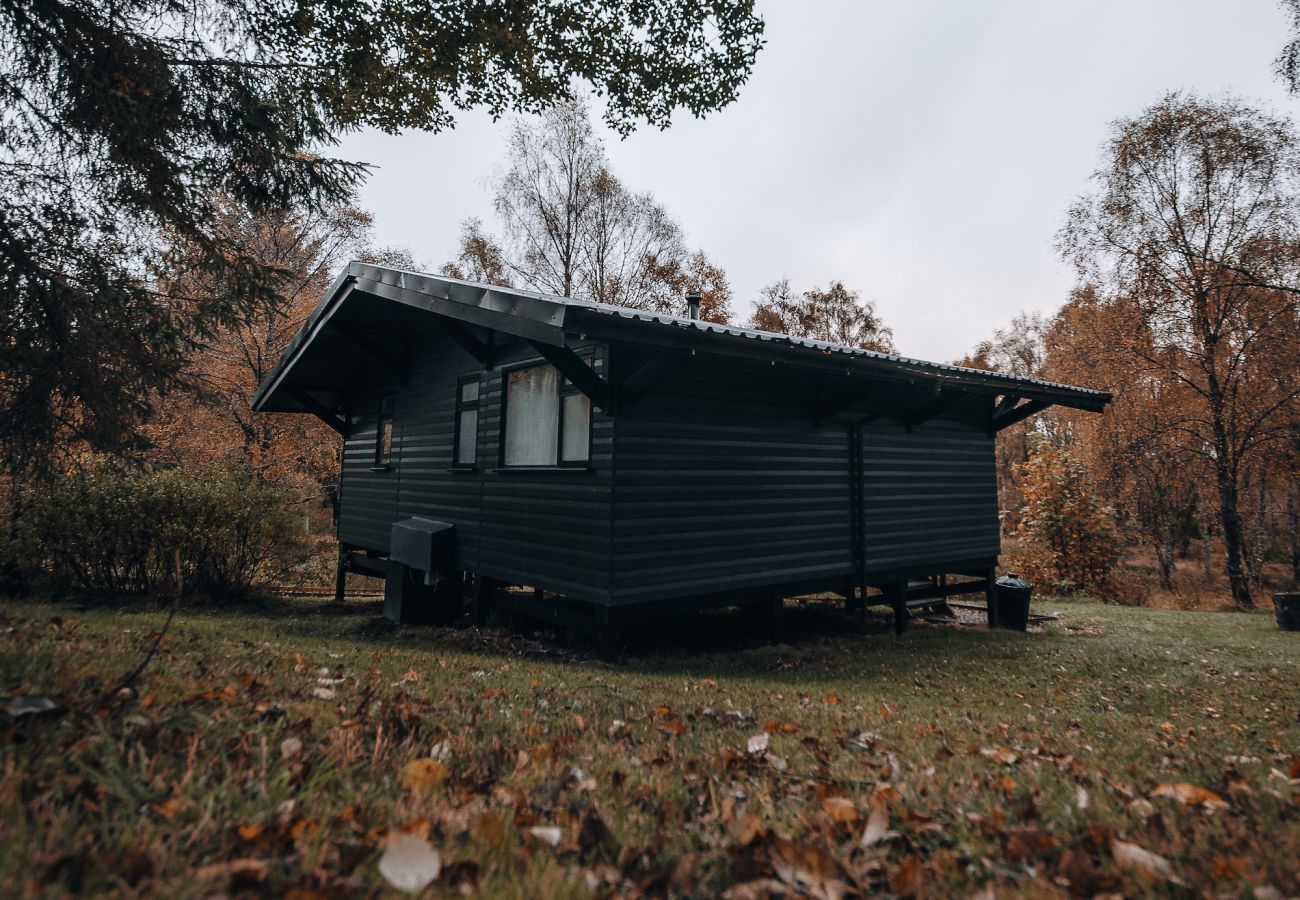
[{"x1": 1015, "y1": 437, "x2": 1124, "y2": 601}]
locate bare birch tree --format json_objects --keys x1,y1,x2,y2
[
  {"x1": 751, "y1": 279, "x2": 895, "y2": 352},
  {"x1": 1059, "y1": 93, "x2": 1300, "y2": 608}
]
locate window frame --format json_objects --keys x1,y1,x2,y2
[
  {"x1": 373, "y1": 394, "x2": 395, "y2": 470},
  {"x1": 498, "y1": 354, "x2": 594, "y2": 469},
  {"x1": 452, "y1": 375, "x2": 481, "y2": 469}
]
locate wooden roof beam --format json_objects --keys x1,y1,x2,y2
[
  {"x1": 529, "y1": 340, "x2": 613, "y2": 412},
  {"x1": 903, "y1": 389, "x2": 972, "y2": 431},
  {"x1": 429, "y1": 316, "x2": 493, "y2": 368},
  {"x1": 621, "y1": 352, "x2": 688, "y2": 405},
  {"x1": 816, "y1": 382, "x2": 890, "y2": 422},
  {"x1": 335, "y1": 327, "x2": 407, "y2": 385},
  {"x1": 993, "y1": 393, "x2": 1020, "y2": 418},
  {"x1": 991, "y1": 398, "x2": 1051, "y2": 433},
  {"x1": 285, "y1": 389, "x2": 346, "y2": 434}
]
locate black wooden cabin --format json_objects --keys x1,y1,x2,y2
[{"x1": 253, "y1": 262, "x2": 1109, "y2": 646}]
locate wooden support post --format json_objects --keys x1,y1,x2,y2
[
  {"x1": 595, "y1": 626, "x2": 622, "y2": 662},
  {"x1": 595, "y1": 610, "x2": 622, "y2": 662},
  {"x1": 890, "y1": 581, "x2": 908, "y2": 634},
  {"x1": 333, "y1": 544, "x2": 349, "y2": 604},
  {"x1": 935, "y1": 574, "x2": 954, "y2": 617},
  {"x1": 844, "y1": 576, "x2": 864, "y2": 616},
  {"x1": 472, "y1": 576, "x2": 495, "y2": 628},
  {"x1": 985, "y1": 567, "x2": 998, "y2": 628},
  {"x1": 769, "y1": 594, "x2": 786, "y2": 644}
]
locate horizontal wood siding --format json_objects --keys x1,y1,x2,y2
[
  {"x1": 338, "y1": 373, "x2": 400, "y2": 551},
  {"x1": 336, "y1": 331, "x2": 612, "y2": 604},
  {"x1": 611, "y1": 357, "x2": 852, "y2": 605},
  {"x1": 336, "y1": 325, "x2": 1001, "y2": 608},
  {"x1": 474, "y1": 340, "x2": 613, "y2": 604},
  {"x1": 859, "y1": 416, "x2": 999, "y2": 573},
  {"x1": 389, "y1": 327, "x2": 485, "y2": 563}
]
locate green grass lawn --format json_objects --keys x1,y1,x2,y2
[{"x1": 1, "y1": 595, "x2": 1297, "y2": 897}]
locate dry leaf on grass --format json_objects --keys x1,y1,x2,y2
[
  {"x1": 980, "y1": 746, "x2": 1018, "y2": 765},
  {"x1": 1150, "y1": 782, "x2": 1229, "y2": 810},
  {"x1": 1110, "y1": 837, "x2": 1180, "y2": 884},
  {"x1": 400, "y1": 758, "x2": 449, "y2": 794},
  {"x1": 860, "y1": 797, "x2": 889, "y2": 847},
  {"x1": 723, "y1": 877, "x2": 795, "y2": 899},
  {"x1": 527, "y1": 826, "x2": 563, "y2": 847},
  {"x1": 378, "y1": 832, "x2": 441, "y2": 894},
  {"x1": 890, "y1": 854, "x2": 924, "y2": 898},
  {"x1": 766, "y1": 834, "x2": 853, "y2": 900},
  {"x1": 747, "y1": 733, "x2": 769, "y2": 754},
  {"x1": 1003, "y1": 827, "x2": 1059, "y2": 862},
  {"x1": 820, "y1": 797, "x2": 858, "y2": 824}
]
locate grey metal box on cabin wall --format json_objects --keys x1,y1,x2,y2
[{"x1": 389, "y1": 517, "x2": 456, "y2": 574}]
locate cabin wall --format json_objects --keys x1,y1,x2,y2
[
  {"x1": 858, "y1": 413, "x2": 1000, "y2": 577},
  {"x1": 337, "y1": 330, "x2": 613, "y2": 604},
  {"x1": 338, "y1": 372, "x2": 402, "y2": 552},
  {"x1": 607, "y1": 354, "x2": 1001, "y2": 605},
  {"x1": 336, "y1": 327, "x2": 1001, "y2": 608},
  {"x1": 609, "y1": 356, "x2": 854, "y2": 605},
  {"x1": 474, "y1": 340, "x2": 613, "y2": 603}
]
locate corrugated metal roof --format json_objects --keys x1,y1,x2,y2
[
  {"x1": 558, "y1": 296, "x2": 1106, "y2": 401},
  {"x1": 253, "y1": 262, "x2": 1110, "y2": 412}
]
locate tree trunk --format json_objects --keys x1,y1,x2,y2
[
  {"x1": 1214, "y1": 461, "x2": 1253, "y2": 608},
  {"x1": 1154, "y1": 522, "x2": 1176, "y2": 591},
  {"x1": 1204, "y1": 351, "x2": 1253, "y2": 608},
  {"x1": 1248, "y1": 475, "x2": 1267, "y2": 587},
  {"x1": 1198, "y1": 511, "x2": 1216, "y2": 578},
  {"x1": 1288, "y1": 476, "x2": 1299, "y2": 586}
]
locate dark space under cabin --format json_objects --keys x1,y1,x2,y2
[{"x1": 253, "y1": 262, "x2": 1110, "y2": 649}]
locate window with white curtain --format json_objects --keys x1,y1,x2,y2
[{"x1": 503, "y1": 361, "x2": 592, "y2": 466}]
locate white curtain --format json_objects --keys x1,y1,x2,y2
[
  {"x1": 560, "y1": 393, "x2": 591, "y2": 461},
  {"x1": 504, "y1": 366, "x2": 559, "y2": 465}
]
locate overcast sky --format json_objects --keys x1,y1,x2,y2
[{"x1": 339, "y1": 0, "x2": 1300, "y2": 362}]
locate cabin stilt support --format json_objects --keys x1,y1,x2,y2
[
  {"x1": 890, "y1": 581, "x2": 908, "y2": 634},
  {"x1": 935, "y1": 574, "x2": 955, "y2": 617},
  {"x1": 844, "y1": 577, "x2": 866, "y2": 618},
  {"x1": 985, "y1": 566, "x2": 998, "y2": 628},
  {"x1": 472, "y1": 576, "x2": 497, "y2": 628},
  {"x1": 595, "y1": 612, "x2": 622, "y2": 662},
  {"x1": 768, "y1": 594, "x2": 786, "y2": 643},
  {"x1": 332, "y1": 543, "x2": 348, "y2": 604}
]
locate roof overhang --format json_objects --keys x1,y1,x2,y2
[{"x1": 252, "y1": 262, "x2": 1112, "y2": 426}]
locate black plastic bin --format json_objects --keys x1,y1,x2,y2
[
  {"x1": 994, "y1": 574, "x2": 1033, "y2": 631},
  {"x1": 1274, "y1": 593, "x2": 1300, "y2": 631}
]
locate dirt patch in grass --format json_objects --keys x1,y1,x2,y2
[{"x1": 1, "y1": 595, "x2": 1297, "y2": 897}]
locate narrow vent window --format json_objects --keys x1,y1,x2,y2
[
  {"x1": 375, "y1": 395, "x2": 395, "y2": 467},
  {"x1": 455, "y1": 377, "x2": 480, "y2": 466}
]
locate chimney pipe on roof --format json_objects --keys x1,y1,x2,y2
[{"x1": 686, "y1": 291, "x2": 701, "y2": 321}]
